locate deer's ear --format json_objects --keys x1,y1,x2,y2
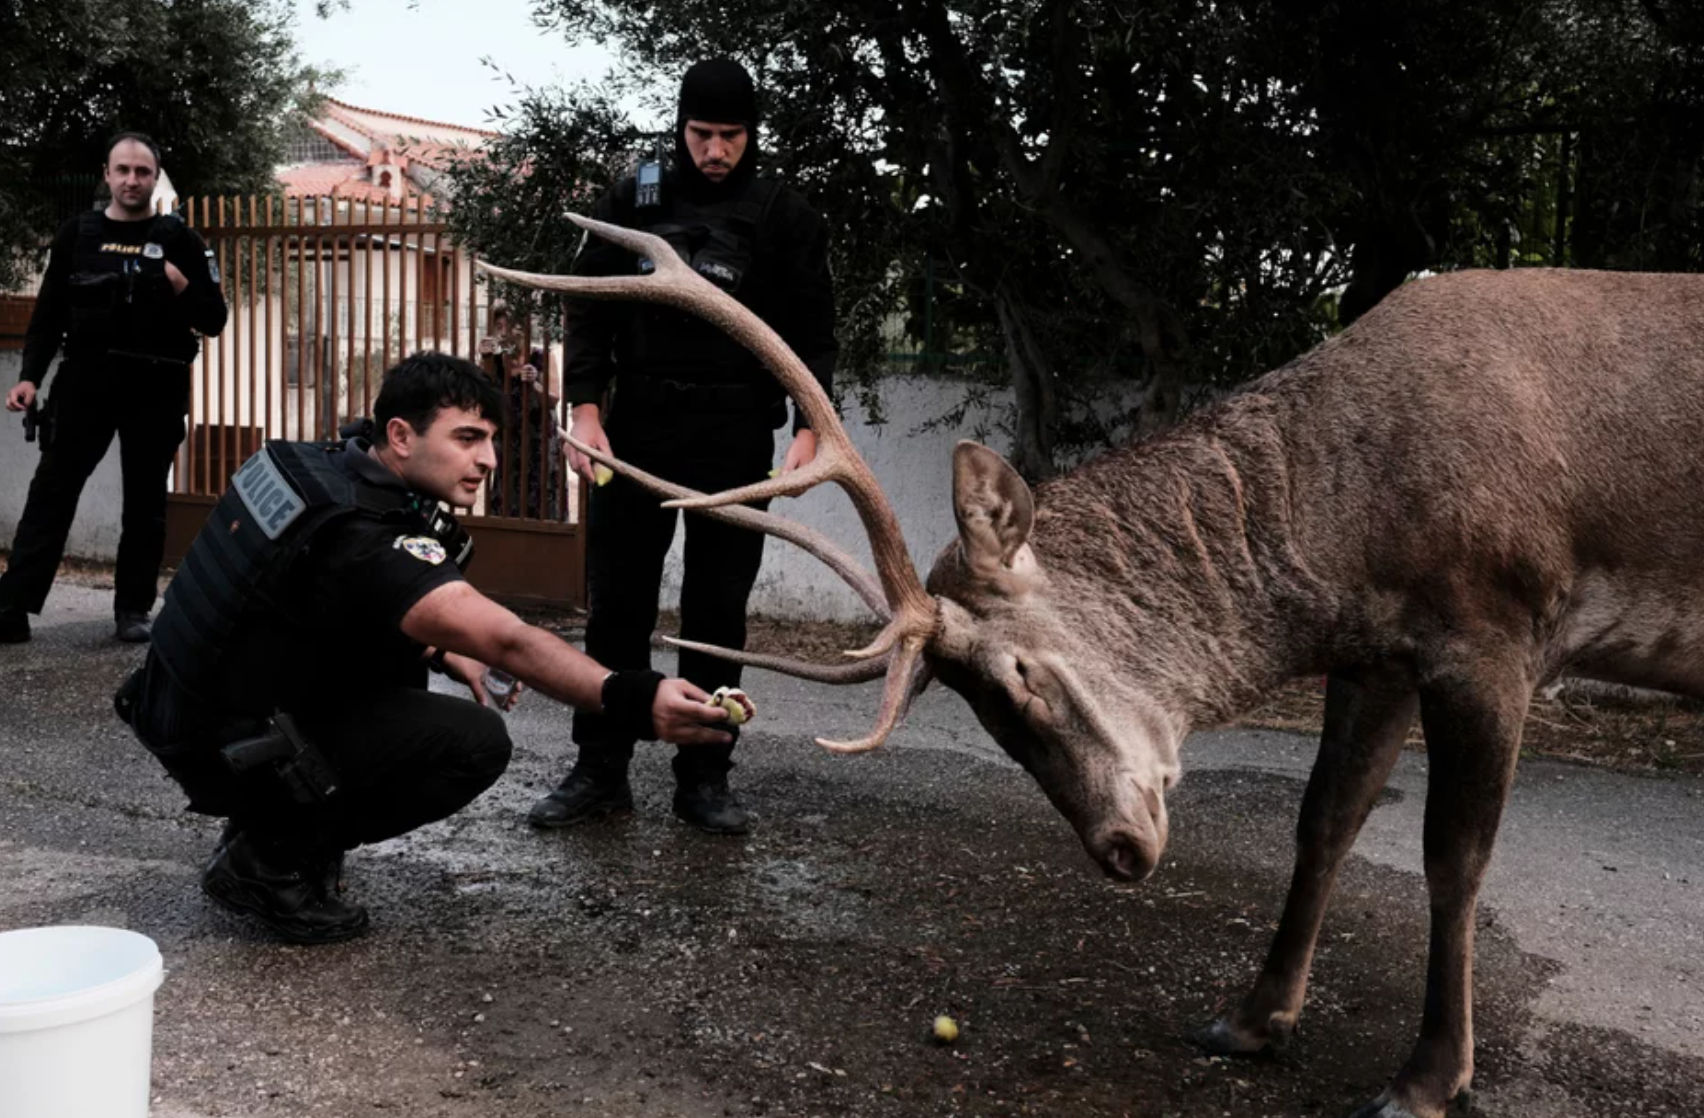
[{"x1": 952, "y1": 441, "x2": 1035, "y2": 574}]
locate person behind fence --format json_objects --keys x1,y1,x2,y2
[
  {"x1": 479, "y1": 303, "x2": 561, "y2": 518},
  {"x1": 528, "y1": 57, "x2": 838, "y2": 836},
  {"x1": 0, "y1": 131, "x2": 228, "y2": 644},
  {"x1": 114, "y1": 352, "x2": 732, "y2": 944}
]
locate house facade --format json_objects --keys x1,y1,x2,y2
[{"x1": 277, "y1": 96, "x2": 497, "y2": 206}]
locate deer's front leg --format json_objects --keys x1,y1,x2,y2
[
  {"x1": 1348, "y1": 664, "x2": 1528, "y2": 1118},
  {"x1": 1200, "y1": 664, "x2": 1417, "y2": 1055}
]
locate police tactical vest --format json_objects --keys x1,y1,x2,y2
[
  {"x1": 624, "y1": 178, "x2": 785, "y2": 402},
  {"x1": 150, "y1": 440, "x2": 468, "y2": 717},
  {"x1": 65, "y1": 210, "x2": 197, "y2": 363},
  {"x1": 636, "y1": 178, "x2": 780, "y2": 294}
]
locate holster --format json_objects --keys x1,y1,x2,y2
[
  {"x1": 220, "y1": 713, "x2": 341, "y2": 807},
  {"x1": 24, "y1": 395, "x2": 56, "y2": 453}
]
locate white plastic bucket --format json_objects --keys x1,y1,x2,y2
[{"x1": 0, "y1": 925, "x2": 165, "y2": 1118}]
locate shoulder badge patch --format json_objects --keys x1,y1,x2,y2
[
  {"x1": 394, "y1": 535, "x2": 447, "y2": 565},
  {"x1": 142, "y1": 242, "x2": 164, "y2": 260}
]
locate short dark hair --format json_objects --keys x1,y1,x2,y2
[
  {"x1": 105, "y1": 131, "x2": 161, "y2": 168},
  {"x1": 373, "y1": 352, "x2": 503, "y2": 441}
]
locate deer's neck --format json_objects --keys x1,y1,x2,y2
[{"x1": 1033, "y1": 395, "x2": 1337, "y2": 727}]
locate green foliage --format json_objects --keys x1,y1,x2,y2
[
  {"x1": 446, "y1": 0, "x2": 1704, "y2": 468},
  {"x1": 442, "y1": 75, "x2": 641, "y2": 331},
  {"x1": 0, "y1": 0, "x2": 324, "y2": 289}
]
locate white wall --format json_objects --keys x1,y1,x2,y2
[
  {"x1": 0, "y1": 360, "x2": 1085, "y2": 623},
  {"x1": 0, "y1": 351, "x2": 126, "y2": 561},
  {"x1": 659, "y1": 374, "x2": 1019, "y2": 623}
]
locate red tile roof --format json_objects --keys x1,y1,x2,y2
[
  {"x1": 320, "y1": 98, "x2": 494, "y2": 170},
  {"x1": 321, "y1": 97, "x2": 499, "y2": 142},
  {"x1": 279, "y1": 98, "x2": 488, "y2": 202},
  {"x1": 277, "y1": 162, "x2": 421, "y2": 204}
]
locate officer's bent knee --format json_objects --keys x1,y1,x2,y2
[{"x1": 468, "y1": 706, "x2": 513, "y2": 776}]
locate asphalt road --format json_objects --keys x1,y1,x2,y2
[{"x1": 1, "y1": 585, "x2": 1700, "y2": 1116}]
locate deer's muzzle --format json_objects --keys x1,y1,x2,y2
[{"x1": 1086, "y1": 785, "x2": 1168, "y2": 882}]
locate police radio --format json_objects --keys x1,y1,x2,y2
[
  {"x1": 635, "y1": 136, "x2": 665, "y2": 209},
  {"x1": 406, "y1": 495, "x2": 475, "y2": 571}
]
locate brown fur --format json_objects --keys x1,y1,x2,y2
[
  {"x1": 506, "y1": 229, "x2": 1698, "y2": 1118},
  {"x1": 924, "y1": 269, "x2": 1704, "y2": 1118}
]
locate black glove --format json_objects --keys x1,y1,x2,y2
[{"x1": 601, "y1": 669, "x2": 664, "y2": 741}]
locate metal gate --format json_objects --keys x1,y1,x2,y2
[{"x1": 164, "y1": 194, "x2": 586, "y2": 607}]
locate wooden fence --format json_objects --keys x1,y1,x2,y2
[{"x1": 166, "y1": 194, "x2": 586, "y2": 606}]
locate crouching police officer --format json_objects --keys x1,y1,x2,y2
[
  {"x1": 1, "y1": 131, "x2": 228, "y2": 644},
  {"x1": 116, "y1": 353, "x2": 731, "y2": 944}
]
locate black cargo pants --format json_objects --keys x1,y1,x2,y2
[
  {"x1": 0, "y1": 357, "x2": 190, "y2": 616},
  {"x1": 122, "y1": 661, "x2": 513, "y2": 856},
  {"x1": 570, "y1": 408, "x2": 774, "y2": 781}
]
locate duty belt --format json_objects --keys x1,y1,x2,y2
[
  {"x1": 107, "y1": 349, "x2": 192, "y2": 371},
  {"x1": 616, "y1": 376, "x2": 778, "y2": 415}
]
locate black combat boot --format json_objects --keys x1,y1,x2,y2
[
  {"x1": 672, "y1": 752, "x2": 751, "y2": 835},
  {"x1": 114, "y1": 609, "x2": 151, "y2": 643},
  {"x1": 0, "y1": 607, "x2": 29, "y2": 644},
  {"x1": 201, "y1": 830, "x2": 369, "y2": 944},
  {"x1": 527, "y1": 762, "x2": 634, "y2": 828}
]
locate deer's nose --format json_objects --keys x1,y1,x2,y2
[
  {"x1": 1090, "y1": 828, "x2": 1160, "y2": 882},
  {"x1": 1086, "y1": 781, "x2": 1168, "y2": 882}
]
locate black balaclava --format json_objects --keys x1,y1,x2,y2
[{"x1": 674, "y1": 57, "x2": 759, "y2": 201}]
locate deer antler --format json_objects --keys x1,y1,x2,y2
[
  {"x1": 478, "y1": 215, "x2": 938, "y2": 751},
  {"x1": 560, "y1": 433, "x2": 891, "y2": 622}
]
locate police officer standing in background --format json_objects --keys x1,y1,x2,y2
[
  {"x1": 118, "y1": 353, "x2": 731, "y2": 944},
  {"x1": 1, "y1": 131, "x2": 227, "y2": 644},
  {"x1": 528, "y1": 58, "x2": 838, "y2": 836}
]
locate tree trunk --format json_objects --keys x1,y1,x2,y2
[
  {"x1": 1340, "y1": 214, "x2": 1433, "y2": 326},
  {"x1": 1023, "y1": 191, "x2": 1189, "y2": 431},
  {"x1": 995, "y1": 287, "x2": 1057, "y2": 482}
]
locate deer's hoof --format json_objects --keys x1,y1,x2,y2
[
  {"x1": 1193, "y1": 1016, "x2": 1286, "y2": 1057},
  {"x1": 1343, "y1": 1088, "x2": 1470, "y2": 1118},
  {"x1": 1344, "y1": 1097, "x2": 1422, "y2": 1118},
  {"x1": 1349, "y1": 1083, "x2": 1472, "y2": 1118}
]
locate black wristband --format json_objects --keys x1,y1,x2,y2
[
  {"x1": 601, "y1": 669, "x2": 664, "y2": 741},
  {"x1": 427, "y1": 648, "x2": 449, "y2": 675}
]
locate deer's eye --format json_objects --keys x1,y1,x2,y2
[{"x1": 1009, "y1": 658, "x2": 1054, "y2": 725}]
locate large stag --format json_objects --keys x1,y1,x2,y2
[{"x1": 482, "y1": 219, "x2": 1704, "y2": 1118}]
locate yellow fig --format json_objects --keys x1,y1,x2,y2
[
  {"x1": 593, "y1": 465, "x2": 614, "y2": 487},
  {"x1": 932, "y1": 1015, "x2": 959, "y2": 1043}
]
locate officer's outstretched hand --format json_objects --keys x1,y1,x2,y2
[
  {"x1": 780, "y1": 427, "x2": 818, "y2": 474},
  {"x1": 441, "y1": 651, "x2": 521, "y2": 711},
  {"x1": 565, "y1": 404, "x2": 611, "y2": 484},
  {"x1": 6, "y1": 382, "x2": 36, "y2": 413},
  {"x1": 655, "y1": 678, "x2": 733, "y2": 746}
]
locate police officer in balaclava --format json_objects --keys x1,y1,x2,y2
[{"x1": 529, "y1": 58, "x2": 839, "y2": 836}]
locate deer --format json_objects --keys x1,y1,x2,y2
[{"x1": 480, "y1": 217, "x2": 1704, "y2": 1118}]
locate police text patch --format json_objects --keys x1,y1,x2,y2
[
  {"x1": 394, "y1": 535, "x2": 447, "y2": 565},
  {"x1": 232, "y1": 450, "x2": 306, "y2": 539}
]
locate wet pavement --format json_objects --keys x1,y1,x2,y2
[{"x1": 2, "y1": 584, "x2": 1701, "y2": 1116}]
